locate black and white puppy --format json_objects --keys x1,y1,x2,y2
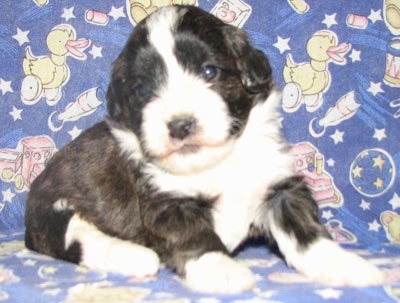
[{"x1": 25, "y1": 5, "x2": 383, "y2": 294}]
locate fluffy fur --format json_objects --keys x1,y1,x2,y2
[{"x1": 25, "y1": 5, "x2": 383, "y2": 294}]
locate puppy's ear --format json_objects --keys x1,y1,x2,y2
[
  {"x1": 106, "y1": 82, "x2": 121, "y2": 120},
  {"x1": 106, "y1": 56, "x2": 126, "y2": 121},
  {"x1": 224, "y1": 26, "x2": 273, "y2": 94},
  {"x1": 239, "y1": 47, "x2": 273, "y2": 94}
]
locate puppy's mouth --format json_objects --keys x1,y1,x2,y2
[
  {"x1": 158, "y1": 139, "x2": 227, "y2": 159},
  {"x1": 148, "y1": 137, "x2": 235, "y2": 174},
  {"x1": 176, "y1": 144, "x2": 201, "y2": 154},
  {"x1": 165, "y1": 141, "x2": 206, "y2": 157}
]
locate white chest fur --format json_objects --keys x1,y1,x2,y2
[{"x1": 146, "y1": 93, "x2": 294, "y2": 251}]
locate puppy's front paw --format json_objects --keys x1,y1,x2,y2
[
  {"x1": 105, "y1": 241, "x2": 160, "y2": 278},
  {"x1": 298, "y1": 239, "x2": 384, "y2": 287},
  {"x1": 184, "y1": 252, "x2": 256, "y2": 294},
  {"x1": 67, "y1": 214, "x2": 160, "y2": 278}
]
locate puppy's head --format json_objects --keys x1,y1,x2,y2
[{"x1": 107, "y1": 5, "x2": 273, "y2": 175}]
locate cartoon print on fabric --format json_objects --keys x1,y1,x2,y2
[
  {"x1": 21, "y1": 24, "x2": 90, "y2": 105},
  {"x1": 385, "y1": 284, "x2": 400, "y2": 302},
  {"x1": 309, "y1": 91, "x2": 361, "y2": 137},
  {"x1": 268, "y1": 271, "x2": 311, "y2": 284},
  {"x1": 66, "y1": 285, "x2": 151, "y2": 303},
  {"x1": 383, "y1": 0, "x2": 400, "y2": 36},
  {"x1": 48, "y1": 88, "x2": 103, "y2": 132},
  {"x1": 325, "y1": 219, "x2": 356, "y2": 243},
  {"x1": 286, "y1": 0, "x2": 309, "y2": 14},
  {"x1": 385, "y1": 263, "x2": 400, "y2": 301},
  {"x1": 350, "y1": 148, "x2": 395, "y2": 198},
  {"x1": 381, "y1": 210, "x2": 400, "y2": 243},
  {"x1": 85, "y1": 9, "x2": 110, "y2": 26},
  {"x1": 210, "y1": 0, "x2": 252, "y2": 28},
  {"x1": 0, "y1": 265, "x2": 20, "y2": 284},
  {"x1": 1, "y1": 1, "x2": 400, "y2": 302},
  {"x1": 33, "y1": 0, "x2": 48, "y2": 6},
  {"x1": 126, "y1": 0, "x2": 197, "y2": 24},
  {"x1": 384, "y1": 37, "x2": 400, "y2": 88},
  {"x1": 0, "y1": 137, "x2": 56, "y2": 193},
  {"x1": 291, "y1": 142, "x2": 343, "y2": 208},
  {"x1": 0, "y1": 240, "x2": 25, "y2": 257},
  {"x1": 282, "y1": 30, "x2": 351, "y2": 113}
]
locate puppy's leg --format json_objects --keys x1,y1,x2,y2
[
  {"x1": 25, "y1": 198, "x2": 82, "y2": 264},
  {"x1": 184, "y1": 250, "x2": 255, "y2": 294},
  {"x1": 144, "y1": 196, "x2": 255, "y2": 294},
  {"x1": 65, "y1": 214, "x2": 160, "y2": 278},
  {"x1": 264, "y1": 176, "x2": 384, "y2": 286}
]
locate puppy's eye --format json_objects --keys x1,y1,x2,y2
[
  {"x1": 136, "y1": 84, "x2": 151, "y2": 98},
  {"x1": 200, "y1": 65, "x2": 218, "y2": 81}
]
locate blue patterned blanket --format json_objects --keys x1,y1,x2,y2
[{"x1": 1, "y1": 0, "x2": 400, "y2": 302}]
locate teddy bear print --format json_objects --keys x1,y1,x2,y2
[{"x1": 381, "y1": 211, "x2": 400, "y2": 243}]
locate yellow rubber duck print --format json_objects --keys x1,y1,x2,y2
[
  {"x1": 384, "y1": 0, "x2": 400, "y2": 35},
  {"x1": 33, "y1": 0, "x2": 48, "y2": 6},
  {"x1": 282, "y1": 30, "x2": 350, "y2": 113},
  {"x1": 21, "y1": 24, "x2": 90, "y2": 105}
]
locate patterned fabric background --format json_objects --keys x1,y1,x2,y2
[{"x1": 1, "y1": 0, "x2": 400, "y2": 302}]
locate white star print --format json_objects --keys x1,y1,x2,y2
[
  {"x1": 0, "y1": 79, "x2": 13, "y2": 95},
  {"x1": 12, "y1": 28, "x2": 30, "y2": 46},
  {"x1": 315, "y1": 288, "x2": 342, "y2": 299},
  {"x1": 109, "y1": 6, "x2": 126, "y2": 20},
  {"x1": 330, "y1": 129, "x2": 344, "y2": 144},
  {"x1": 360, "y1": 199, "x2": 371, "y2": 211},
  {"x1": 9, "y1": 107, "x2": 22, "y2": 121},
  {"x1": 68, "y1": 126, "x2": 82, "y2": 139},
  {"x1": 273, "y1": 36, "x2": 291, "y2": 54},
  {"x1": 327, "y1": 158, "x2": 335, "y2": 167},
  {"x1": 322, "y1": 210, "x2": 334, "y2": 220},
  {"x1": 151, "y1": 292, "x2": 174, "y2": 299},
  {"x1": 373, "y1": 128, "x2": 386, "y2": 141},
  {"x1": 23, "y1": 259, "x2": 37, "y2": 266},
  {"x1": 89, "y1": 45, "x2": 103, "y2": 59},
  {"x1": 389, "y1": 193, "x2": 400, "y2": 210},
  {"x1": 277, "y1": 117, "x2": 283, "y2": 128},
  {"x1": 322, "y1": 13, "x2": 337, "y2": 28},
  {"x1": 367, "y1": 81, "x2": 384, "y2": 96},
  {"x1": 349, "y1": 49, "x2": 361, "y2": 63},
  {"x1": 195, "y1": 298, "x2": 221, "y2": 303},
  {"x1": 61, "y1": 7, "x2": 75, "y2": 21},
  {"x1": 42, "y1": 266, "x2": 58, "y2": 275},
  {"x1": 43, "y1": 288, "x2": 62, "y2": 296},
  {"x1": 368, "y1": 219, "x2": 381, "y2": 232},
  {"x1": 255, "y1": 290, "x2": 276, "y2": 299},
  {"x1": 368, "y1": 9, "x2": 382, "y2": 23},
  {"x1": 2, "y1": 188, "x2": 15, "y2": 203}
]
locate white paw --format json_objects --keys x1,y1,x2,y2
[
  {"x1": 104, "y1": 240, "x2": 160, "y2": 278},
  {"x1": 298, "y1": 239, "x2": 384, "y2": 287},
  {"x1": 66, "y1": 215, "x2": 160, "y2": 278},
  {"x1": 184, "y1": 252, "x2": 256, "y2": 294}
]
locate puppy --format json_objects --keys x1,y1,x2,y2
[{"x1": 25, "y1": 5, "x2": 383, "y2": 294}]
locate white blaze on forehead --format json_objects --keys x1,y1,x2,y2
[
  {"x1": 146, "y1": 7, "x2": 182, "y2": 79},
  {"x1": 144, "y1": 6, "x2": 230, "y2": 126}
]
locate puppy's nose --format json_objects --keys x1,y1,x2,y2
[{"x1": 167, "y1": 117, "x2": 196, "y2": 140}]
